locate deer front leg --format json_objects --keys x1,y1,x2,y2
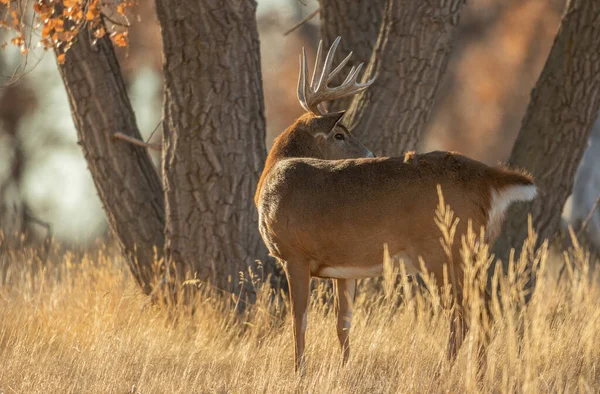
[
  {"x1": 334, "y1": 278, "x2": 356, "y2": 365},
  {"x1": 284, "y1": 261, "x2": 311, "y2": 373}
]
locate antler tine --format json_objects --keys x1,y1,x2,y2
[
  {"x1": 327, "y1": 51, "x2": 353, "y2": 84},
  {"x1": 359, "y1": 72, "x2": 378, "y2": 88},
  {"x1": 347, "y1": 62, "x2": 365, "y2": 87},
  {"x1": 314, "y1": 36, "x2": 341, "y2": 92},
  {"x1": 340, "y1": 64, "x2": 359, "y2": 87},
  {"x1": 297, "y1": 48, "x2": 310, "y2": 113},
  {"x1": 310, "y1": 40, "x2": 324, "y2": 91},
  {"x1": 297, "y1": 36, "x2": 377, "y2": 115}
]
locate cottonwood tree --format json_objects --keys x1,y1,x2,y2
[
  {"x1": 3, "y1": 0, "x2": 598, "y2": 296},
  {"x1": 321, "y1": 0, "x2": 600, "y2": 270},
  {"x1": 2, "y1": 0, "x2": 269, "y2": 295},
  {"x1": 491, "y1": 0, "x2": 600, "y2": 263}
]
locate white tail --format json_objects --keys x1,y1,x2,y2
[
  {"x1": 255, "y1": 39, "x2": 537, "y2": 372},
  {"x1": 487, "y1": 184, "x2": 538, "y2": 240}
]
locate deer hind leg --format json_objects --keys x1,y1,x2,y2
[
  {"x1": 334, "y1": 278, "x2": 356, "y2": 365},
  {"x1": 283, "y1": 261, "x2": 311, "y2": 373},
  {"x1": 448, "y1": 301, "x2": 466, "y2": 359},
  {"x1": 447, "y1": 257, "x2": 467, "y2": 361}
]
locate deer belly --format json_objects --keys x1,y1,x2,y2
[
  {"x1": 312, "y1": 251, "x2": 419, "y2": 279},
  {"x1": 314, "y1": 264, "x2": 384, "y2": 279}
]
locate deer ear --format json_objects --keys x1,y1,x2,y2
[{"x1": 308, "y1": 111, "x2": 346, "y2": 135}]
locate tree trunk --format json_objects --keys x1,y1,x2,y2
[
  {"x1": 57, "y1": 24, "x2": 165, "y2": 294},
  {"x1": 154, "y1": 0, "x2": 269, "y2": 292},
  {"x1": 492, "y1": 0, "x2": 600, "y2": 262},
  {"x1": 569, "y1": 115, "x2": 600, "y2": 253},
  {"x1": 318, "y1": 0, "x2": 386, "y2": 112},
  {"x1": 344, "y1": 0, "x2": 466, "y2": 157}
]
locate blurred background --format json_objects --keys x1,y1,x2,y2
[{"x1": 0, "y1": 0, "x2": 596, "y2": 250}]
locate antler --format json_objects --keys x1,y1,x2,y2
[{"x1": 297, "y1": 36, "x2": 376, "y2": 115}]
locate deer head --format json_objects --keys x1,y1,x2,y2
[
  {"x1": 295, "y1": 36, "x2": 375, "y2": 159},
  {"x1": 269, "y1": 36, "x2": 376, "y2": 164},
  {"x1": 285, "y1": 111, "x2": 374, "y2": 160},
  {"x1": 255, "y1": 36, "x2": 375, "y2": 206}
]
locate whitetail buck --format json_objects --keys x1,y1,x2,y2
[{"x1": 255, "y1": 37, "x2": 537, "y2": 371}]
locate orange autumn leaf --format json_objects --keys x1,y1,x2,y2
[
  {"x1": 111, "y1": 31, "x2": 127, "y2": 47},
  {"x1": 63, "y1": 0, "x2": 78, "y2": 9},
  {"x1": 54, "y1": 18, "x2": 64, "y2": 32},
  {"x1": 86, "y1": 6, "x2": 99, "y2": 21},
  {"x1": 41, "y1": 38, "x2": 52, "y2": 49},
  {"x1": 41, "y1": 23, "x2": 51, "y2": 38},
  {"x1": 57, "y1": 31, "x2": 75, "y2": 42},
  {"x1": 65, "y1": 5, "x2": 83, "y2": 21},
  {"x1": 34, "y1": 2, "x2": 54, "y2": 21},
  {"x1": 10, "y1": 35, "x2": 24, "y2": 46},
  {"x1": 10, "y1": 10, "x2": 20, "y2": 29},
  {"x1": 93, "y1": 25, "x2": 105, "y2": 38},
  {"x1": 86, "y1": 0, "x2": 100, "y2": 20},
  {"x1": 57, "y1": 53, "x2": 65, "y2": 64}
]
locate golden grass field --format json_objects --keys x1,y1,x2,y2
[{"x1": 1, "y1": 223, "x2": 600, "y2": 393}]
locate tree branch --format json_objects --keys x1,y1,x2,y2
[
  {"x1": 113, "y1": 132, "x2": 161, "y2": 150},
  {"x1": 283, "y1": 8, "x2": 320, "y2": 36},
  {"x1": 578, "y1": 195, "x2": 600, "y2": 237},
  {"x1": 101, "y1": 12, "x2": 131, "y2": 28}
]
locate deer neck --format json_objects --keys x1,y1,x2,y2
[
  {"x1": 255, "y1": 128, "x2": 322, "y2": 206},
  {"x1": 271, "y1": 128, "x2": 323, "y2": 160}
]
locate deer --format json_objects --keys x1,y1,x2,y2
[{"x1": 254, "y1": 37, "x2": 537, "y2": 372}]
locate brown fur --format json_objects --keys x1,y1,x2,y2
[
  {"x1": 256, "y1": 115, "x2": 535, "y2": 371},
  {"x1": 255, "y1": 111, "x2": 372, "y2": 207},
  {"x1": 260, "y1": 154, "x2": 531, "y2": 272}
]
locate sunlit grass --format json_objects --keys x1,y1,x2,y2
[{"x1": 1, "y1": 225, "x2": 599, "y2": 393}]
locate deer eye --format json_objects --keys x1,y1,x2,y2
[{"x1": 334, "y1": 133, "x2": 345, "y2": 141}]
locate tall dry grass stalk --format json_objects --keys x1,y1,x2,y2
[{"x1": 1, "y1": 211, "x2": 599, "y2": 393}]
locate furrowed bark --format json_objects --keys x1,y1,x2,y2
[
  {"x1": 154, "y1": 0, "x2": 269, "y2": 292},
  {"x1": 57, "y1": 23, "x2": 165, "y2": 294},
  {"x1": 343, "y1": 0, "x2": 466, "y2": 156},
  {"x1": 318, "y1": 0, "x2": 386, "y2": 112},
  {"x1": 493, "y1": 0, "x2": 600, "y2": 263}
]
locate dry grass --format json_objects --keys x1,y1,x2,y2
[{"x1": 1, "y1": 226, "x2": 600, "y2": 393}]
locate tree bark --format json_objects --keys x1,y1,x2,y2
[
  {"x1": 492, "y1": 0, "x2": 600, "y2": 262},
  {"x1": 343, "y1": 0, "x2": 466, "y2": 157},
  {"x1": 318, "y1": 0, "x2": 386, "y2": 112},
  {"x1": 57, "y1": 24, "x2": 165, "y2": 294},
  {"x1": 154, "y1": 0, "x2": 269, "y2": 292}
]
